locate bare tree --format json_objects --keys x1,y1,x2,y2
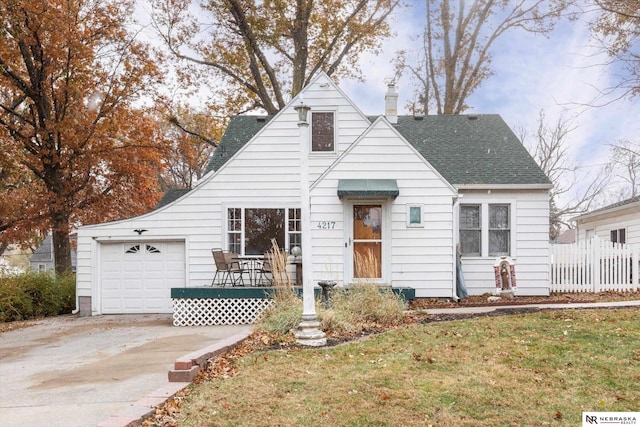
[
  {"x1": 608, "y1": 140, "x2": 640, "y2": 198},
  {"x1": 589, "y1": 0, "x2": 640, "y2": 100},
  {"x1": 398, "y1": 0, "x2": 571, "y2": 115},
  {"x1": 521, "y1": 110, "x2": 610, "y2": 238}
]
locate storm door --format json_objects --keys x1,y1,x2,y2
[{"x1": 351, "y1": 204, "x2": 383, "y2": 279}]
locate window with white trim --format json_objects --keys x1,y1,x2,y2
[
  {"x1": 489, "y1": 204, "x2": 510, "y2": 256},
  {"x1": 460, "y1": 205, "x2": 481, "y2": 256},
  {"x1": 227, "y1": 208, "x2": 301, "y2": 255},
  {"x1": 407, "y1": 204, "x2": 424, "y2": 227},
  {"x1": 459, "y1": 202, "x2": 513, "y2": 257},
  {"x1": 610, "y1": 228, "x2": 626, "y2": 245},
  {"x1": 311, "y1": 111, "x2": 334, "y2": 152}
]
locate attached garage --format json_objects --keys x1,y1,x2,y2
[{"x1": 100, "y1": 241, "x2": 185, "y2": 314}]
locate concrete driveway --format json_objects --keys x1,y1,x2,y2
[{"x1": 0, "y1": 314, "x2": 251, "y2": 427}]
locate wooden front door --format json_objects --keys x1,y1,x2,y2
[{"x1": 352, "y1": 204, "x2": 383, "y2": 279}]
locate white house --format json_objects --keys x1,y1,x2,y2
[
  {"x1": 75, "y1": 73, "x2": 552, "y2": 316},
  {"x1": 574, "y1": 195, "x2": 640, "y2": 245}
]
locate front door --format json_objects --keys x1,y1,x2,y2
[{"x1": 349, "y1": 203, "x2": 384, "y2": 281}]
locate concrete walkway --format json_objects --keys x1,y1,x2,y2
[
  {"x1": 426, "y1": 299, "x2": 640, "y2": 315},
  {"x1": 0, "y1": 314, "x2": 251, "y2": 427}
]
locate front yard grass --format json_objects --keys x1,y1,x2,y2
[{"x1": 174, "y1": 308, "x2": 640, "y2": 426}]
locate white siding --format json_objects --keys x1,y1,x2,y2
[
  {"x1": 576, "y1": 207, "x2": 640, "y2": 246},
  {"x1": 312, "y1": 118, "x2": 457, "y2": 298},
  {"x1": 75, "y1": 74, "x2": 374, "y2": 311},
  {"x1": 457, "y1": 189, "x2": 550, "y2": 296}
]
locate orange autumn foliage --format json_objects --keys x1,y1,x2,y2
[{"x1": 0, "y1": 0, "x2": 166, "y2": 272}]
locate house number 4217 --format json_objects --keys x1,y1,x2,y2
[{"x1": 317, "y1": 221, "x2": 336, "y2": 230}]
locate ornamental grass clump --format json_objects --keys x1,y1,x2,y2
[
  {"x1": 324, "y1": 250, "x2": 406, "y2": 334},
  {"x1": 256, "y1": 240, "x2": 301, "y2": 334},
  {"x1": 258, "y1": 246, "x2": 406, "y2": 337}
]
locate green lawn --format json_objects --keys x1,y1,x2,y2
[{"x1": 173, "y1": 308, "x2": 640, "y2": 426}]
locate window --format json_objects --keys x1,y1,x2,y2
[
  {"x1": 125, "y1": 244, "x2": 140, "y2": 254},
  {"x1": 459, "y1": 202, "x2": 513, "y2": 257},
  {"x1": 311, "y1": 112, "x2": 334, "y2": 152},
  {"x1": 460, "y1": 205, "x2": 481, "y2": 256},
  {"x1": 288, "y1": 208, "x2": 302, "y2": 250},
  {"x1": 227, "y1": 208, "x2": 242, "y2": 254},
  {"x1": 406, "y1": 205, "x2": 424, "y2": 227},
  {"x1": 489, "y1": 204, "x2": 510, "y2": 256},
  {"x1": 146, "y1": 244, "x2": 161, "y2": 253},
  {"x1": 227, "y1": 208, "x2": 301, "y2": 255},
  {"x1": 611, "y1": 228, "x2": 626, "y2": 245}
]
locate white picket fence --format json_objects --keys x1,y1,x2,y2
[{"x1": 550, "y1": 236, "x2": 639, "y2": 293}]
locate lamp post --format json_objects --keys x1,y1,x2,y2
[{"x1": 294, "y1": 101, "x2": 326, "y2": 346}]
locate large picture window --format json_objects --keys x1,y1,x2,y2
[
  {"x1": 227, "y1": 208, "x2": 301, "y2": 255},
  {"x1": 311, "y1": 112, "x2": 334, "y2": 152}
]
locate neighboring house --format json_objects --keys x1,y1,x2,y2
[
  {"x1": 553, "y1": 229, "x2": 576, "y2": 245},
  {"x1": 30, "y1": 234, "x2": 77, "y2": 272},
  {"x1": 573, "y1": 195, "x2": 640, "y2": 245},
  {"x1": 75, "y1": 73, "x2": 551, "y2": 316},
  {"x1": 0, "y1": 245, "x2": 28, "y2": 275}
]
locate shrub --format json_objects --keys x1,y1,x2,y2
[
  {"x1": 0, "y1": 271, "x2": 75, "y2": 322},
  {"x1": 324, "y1": 283, "x2": 406, "y2": 334},
  {"x1": 258, "y1": 247, "x2": 406, "y2": 337},
  {"x1": 256, "y1": 240, "x2": 302, "y2": 334}
]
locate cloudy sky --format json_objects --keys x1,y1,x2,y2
[
  {"x1": 136, "y1": 0, "x2": 638, "y2": 207},
  {"x1": 341, "y1": 1, "x2": 639, "y2": 205}
]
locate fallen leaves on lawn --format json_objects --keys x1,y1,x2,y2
[{"x1": 141, "y1": 330, "x2": 291, "y2": 427}]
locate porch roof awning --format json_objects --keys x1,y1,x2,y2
[{"x1": 337, "y1": 179, "x2": 399, "y2": 199}]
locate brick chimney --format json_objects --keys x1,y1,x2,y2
[{"x1": 385, "y1": 83, "x2": 398, "y2": 124}]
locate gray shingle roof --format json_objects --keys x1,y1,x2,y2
[
  {"x1": 155, "y1": 189, "x2": 190, "y2": 209},
  {"x1": 30, "y1": 234, "x2": 53, "y2": 262},
  {"x1": 574, "y1": 195, "x2": 640, "y2": 221},
  {"x1": 205, "y1": 115, "x2": 273, "y2": 175},
  {"x1": 205, "y1": 114, "x2": 550, "y2": 186}
]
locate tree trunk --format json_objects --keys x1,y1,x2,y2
[{"x1": 51, "y1": 211, "x2": 72, "y2": 274}]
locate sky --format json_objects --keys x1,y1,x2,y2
[
  {"x1": 135, "y1": 0, "x2": 639, "y2": 209},
  {"x1": 340, "y1": 1, "x2": 640, "y2": 207}
]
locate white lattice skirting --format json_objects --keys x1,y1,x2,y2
[{"x1": 172, "y1": 298, "x2": 274, "y2": 326}]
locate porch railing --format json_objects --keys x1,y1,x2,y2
[{"x1": 550, "y1": 236, "x2": 639, "y2": 293}]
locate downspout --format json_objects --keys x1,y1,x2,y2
[{"x1": 452, "y1": 194, "x2": 462, "y2": 302}]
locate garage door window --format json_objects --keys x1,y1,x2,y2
[
  {"x1": 125, "y1": 244, "x2": 161, "y2": 254},
  {"x1": 125, "y1": 245, "x2": 140, "y2": 254}
]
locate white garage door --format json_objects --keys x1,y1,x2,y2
[{"x1": 101, "y1": 241, "x2": 185, "y2": 314}]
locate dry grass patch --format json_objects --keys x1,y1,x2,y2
[{"x1": 173, "y1": 308, "x2": 640, "y2": 427}]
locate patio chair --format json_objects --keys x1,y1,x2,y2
[
  {"x1": 211, "y1": 248, "x2": 245, "y2": 287},
  {"x1": 256, "y1": 249, "x2": 289, "y2": 286},
  {"x1": 255, "y1": 253, "x2": 274, "y2": 286}
]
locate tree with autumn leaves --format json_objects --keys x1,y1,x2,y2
[
  {"x1": 152, "y1": 0, "x2": 401, "y2": 116},
  {"x1": 0, "y1": 0, "x2": 166, "y2": 273}
]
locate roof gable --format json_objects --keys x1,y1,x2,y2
[
  {"x1": 209, "y1": 113, "x2": 550, "y2": 187},
  {"x1": 312, "y1": 116, "x2": 456, "y2": 194},
  {"x1": 205, "y1": 115, "x2": 273, "y2": 175}
]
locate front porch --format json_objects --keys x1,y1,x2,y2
[{"x1": 171, "y1": 286, "x2": 416, "y2": 326}]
